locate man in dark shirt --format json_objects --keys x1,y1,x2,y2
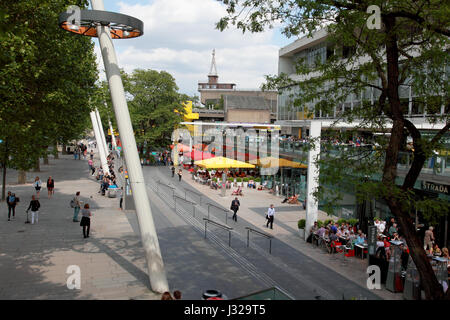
[{"x1": 230, "y1": 197, "x2": 240, "y2": 222}]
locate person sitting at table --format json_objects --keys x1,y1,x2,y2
[
  {"x1": 211, "y1": 180, "x2": 219, "y2": 190},
  {"x1": 248, "y1": 180, "x2": 255, "y2": 188},
  {"x1": 329, "y1": 230, "x2": 339, "y2": 242},
  {"x1": 336, "y1": 227, "x2": 343, "y2": 237},
  {"x1": 355, "y1": 231, "x2": 365, "y2": 246},
  {"x1": 320, "y1": 229, "x2": 331, "y2": 247},
  {"x1": 307, "y1": 222, "x2": 319, "y2": 243},
  {"x1": 315, "y1": 225, "x2": 326, "y2": 238},
  {"x1": 377, "y1": 220, "x2": 386, "y2": 234},
  {"x1": 347, "y1": 230, "x2": 356, "y2": 243},
  {"x1": 388, "y1": 223, "x2": 398, "y2": 237},
  {"x1": 432, "y1": 244, "x2": 442, "y2": 256},
  {"x1": 375, "y1": 236, "x2": 387, "y2": 260},
  {"x1": 391, "y1": 232, "x2": 400, "y2": 241}
]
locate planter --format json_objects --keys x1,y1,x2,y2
[
  {"x1": 298, "y1": 228, "x2": 305, "y2": 239},
  {"x1": 243, "y1": 182, "x2": 248, "y2": 188}
]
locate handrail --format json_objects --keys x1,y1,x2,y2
[
  {"x1": 206, "y1": 202, "x2": 229, "y2": 224},
  {"x1": 245, "y1": 227, "x2": 273, "y2": 239},
  {"x1": 203, "y1": 218, "x2": 233, "y2": 247},
  {"x1": 174, "y1": 195, "x2": 196, "y2": 217},
  {"x1": 184, "y1": 188, "x2": 203, "y2": 204},
  {"x1": 156, "y1": 179, "x2": 175, "y2": 198},
  {"x1": 245, "y1": 227, "x2": 273, "y2": 254},
  {"x1": 174, "y1": 194, "x2": 196, "y2": 205}
]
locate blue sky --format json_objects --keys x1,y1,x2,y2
[{"x1": 93, "y1": 0, "x2": 294, "y2": 97}]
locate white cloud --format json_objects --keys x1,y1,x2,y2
[{"x1": 94, "y1": 0, "x2": 280, "y2": 96}]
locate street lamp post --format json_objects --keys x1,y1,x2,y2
[
  {"x1": 59, "y1": 0, "x2": 169, "y2": 293},
  {"x1": 90, "y1": 111, "x2": 110, "y2": 176},
  {"x1": 95, "y1": 108, "x2": 109, "y2": 154}
]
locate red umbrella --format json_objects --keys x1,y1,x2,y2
[{"x1": 184, "y1": 150, "x2": 215, "y2": 161}]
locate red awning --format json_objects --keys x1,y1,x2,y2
[{"x1": 184, "y1": 150, "x2": 215, "y2": 161}]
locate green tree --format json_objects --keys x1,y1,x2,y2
[
  {"x1": 125, "y1": 69, "x2": 185, "y2": 157},
  {"x1": 0, "y1": 0, "x2": 98, "y2": 197},
  {"x1": 218, "y1": 0, "x2": 449, "y2": 299}
]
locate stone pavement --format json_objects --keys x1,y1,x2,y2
[
  {"x1": 0, "y1": 153, "x2": 404, "y2": 300},
  {"x1": 0, "y1": 154, "x2": 158, "y2": 300},
  {"x1": 154, "y1": 166, "x2": 403, "y2": 300}
]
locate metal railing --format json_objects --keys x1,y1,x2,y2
[
  {"x1": 203, "y1": 218, "x2": 233, "y2": 247},
  {"x1": 156, "y1": 180, "x2": 175, "y2": 198},
  {"x1": 206, "y1": 202, "x2": 230, "y2": 225},
  {"x1": 245, "y1": 227, "x2": 273, "y2": 254},
  {"x1": 184, "y1": 188, "x2": 203, "y2": 205},
  {"x1": 174, "y1": 195, "x2": 197, "y2": 217}
]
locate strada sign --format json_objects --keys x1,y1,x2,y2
[{"x1": 421, "y1": 181, "x2": 450, "y2": 195}]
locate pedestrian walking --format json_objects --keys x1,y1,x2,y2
[
  {"x1": 177, "y1": 169, "x2": 182, "y2": 182},
  {"x1": 26, "y1": 195, "x2": 40, "y2": 225},
  {"x1": 171, "y1": 166, "x2": 175, "y2": 178},
  {"x1": 424, "y1": 226, "x2": 435, "y2": 254},
  {"x1": 230, "y1": 197, "x2": 240, "y2": 222},
  {"x1": 33, "y1": 176, "x2": 42, "y2": 199},
  {"x1": 266, "y1": 204, "x2": 275, "y2": 229},
  {"x1": 72, "y1": 191, "x2": 82, "y2": 222},
  {"x1": 6, "y1": 191, "x2": 17, "y2": 221},
  {"x1": 80, "y1": 203, "x2": 92, "y2": 238},
  {"x1": 90, "y1": 150, "x2": 94, "y2": 160},
  {"x1": 88, "y1": 158, "x2": 93, "y2": 173},
  {"x1": 47, "y1": 176, "x2": 55, "y2": 199},
  {"x1": 119, "y1": 187, "x2": 123, "y2": 210}
]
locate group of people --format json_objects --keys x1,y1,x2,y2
[
  {"x1": 171, "y1": 166, "x2": 183, "y2": 181},
  {"x1": 161, "y1": 290, "x2": 182, "y2": 300},
  {"x1": 6, "y1": 176, "x2": 54, "y2": 224},
  {"x1": 73, "y1": 143, "x2": 88, "y2": 160},
  {"x1": 71, "y1": 191, "x2": 93, "y2": 238}
]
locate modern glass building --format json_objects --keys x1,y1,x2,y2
[{"x1": 273, "y1": 28, "x2": 449, "y2": 245}]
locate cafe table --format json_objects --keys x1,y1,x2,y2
[
  {"x1": 355, "y1": 243, "x2": 368, "y2": 259},
  {"x1": 390, "y1": 240, "x2": 403, "y2": 246}
]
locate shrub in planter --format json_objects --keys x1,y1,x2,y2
[
  {"x1": 254, "y1": 177, "x2": 261, "y2": 182},
  {"x1": 237, "y1": 177, "x2": 243, "y2": 182},
  {"x1": 317, "y1": 221, "x2": 324, "y2": 228},
  {"x1": 324, "y1": 219, "x2": 334, "y2": 226},
  {"x1": 348, "y1": 218, "x2": 358, "y2": 226},
  {"x1": 298, "y1": 219, "x2": 306, "y2": 229},
  {"x1": 337, "y1": 219, "x2": 347, "y2": 225},
  {"x1": 243, "y1": 177, "x2": 250, "y2": 182}
]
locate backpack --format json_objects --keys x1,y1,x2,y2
[{"x1": 70, "y1": 198, "x2": 76, "y2": 208}]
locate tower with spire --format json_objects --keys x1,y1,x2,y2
[
  {"x1": 208, "y1": 49, "x2": 219, "y2": 84},
  {"x1": 198, "y1": 49, "x2": 236, "y2": 94}
]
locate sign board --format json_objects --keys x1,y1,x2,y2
[
  {"x1": 368, "y1": 225, "x2": 378, "y2": 255},
  {"x1": 421, "y1": 181, "x2": 449, "y2": 195},
  {"x1": 108, "y1": 128, "x2": 119, "y2": 136}
]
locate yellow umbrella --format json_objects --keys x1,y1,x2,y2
[
  {"x1": 250, "y1": 156, "x2": 307, "y2": 168},
  {"x1": 194, "y1": 156, "x2": 255, "y2": 169}
]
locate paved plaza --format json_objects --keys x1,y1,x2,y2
[{"x1": 0, "y1": 154, "x2": 403, "y2": 300}]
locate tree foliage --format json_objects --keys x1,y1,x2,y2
[
  {"x1": 217, "y1": 0, "x2": 449, "y2": 299},
  {"x1": 0, "y1": 0, "x2": 98, "y2": 189}
]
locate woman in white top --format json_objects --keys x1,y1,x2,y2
[
  {"x1": 34, "y1": 176, "x2": 42, "y2": 199},
  {"x1": 377, "y1": 221, "x2": 386, "y2": 234}
]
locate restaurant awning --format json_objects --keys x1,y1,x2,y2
[
  {"x1": 250, "y1": 157, "x2": 307, "y2": 168},
  {"x1": 194, "y1": 156, "x2": 255, "y2": 169},
  {"x1": 184, "y1": 150, "x2": 215, "y2": 161}
]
